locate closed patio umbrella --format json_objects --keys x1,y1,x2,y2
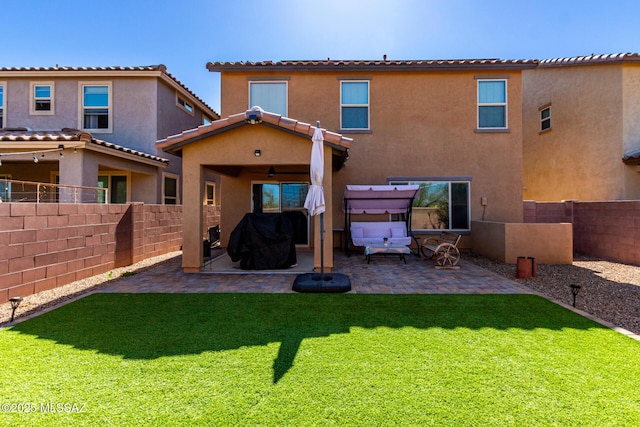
[{"x1": 293, "y1": 122, "x2": 350, "y2": 292}]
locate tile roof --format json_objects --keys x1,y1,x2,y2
[
  {"x1": 0, "y1": 65, "x2": 219, "y2": 118},
  {"x1": 0, "y1": 128, "x2": 169, "y2": 164},
  {"x1": 538, "y1": 53, "x2": 640, "y2": 67},
  {"x1": 208, "y1": 53, "x2": 640, "y2": 72},
  {"x1": 157, "y1": 108, "x2": 352, "y2": 153},
  {"x1": 207, "y1": 58, "x2": 539, "y2": 72}
]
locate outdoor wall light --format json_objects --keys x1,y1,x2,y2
[
  {"x1": 570, "y1": 284, "x2": 581, "y2": 307},
  {"x1": 254, "y1": 149, "x2": 261, "y2": 157},
  {"x1": 33, "y1": 154, "x2": 39, "y2": 163},
  {"x1": 268, "y1": 166, "x2": 276, "y2": 177},
  {"x1": 9, "y1": 296, "x2": 23, "y2": 322}
]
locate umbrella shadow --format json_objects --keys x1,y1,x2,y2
[{"x1": 7, "y1": 293, "x2": 608, "y2": 384}]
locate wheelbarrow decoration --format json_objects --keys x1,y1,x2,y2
[{"x1": 420, "y1": 232, "x2": 462, "y2": 266}]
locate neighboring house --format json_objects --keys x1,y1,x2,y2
[
  {"x1": 0, "y1": 65, "x2": 219, "y2": 204},
  {"x1": 159, "y1": 58, "x2": 538, "y2": 272},
  {"x1": 522, "y1": 53, "x2": 640, "y2": 201}
]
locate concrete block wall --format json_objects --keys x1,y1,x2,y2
[
  {"x1": 572, "y1": 201, "x2": 640, "y2": 265},
  {"x1": 524, "y1": 200, "x2": 640, "y2": 265},
  {"x1": 0, "y1": 203, "x2": 221, "y2": 304},
  {"x1": 0, "y1": 203, "x2": 131, "y2": 303}
]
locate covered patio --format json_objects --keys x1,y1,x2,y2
[{"x1": 157, "y1": 108, "x2": 352, "y2": 273}]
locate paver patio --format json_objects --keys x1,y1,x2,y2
[{"x1": 99, "y1": 250, "x2": 529, "y2": 294}]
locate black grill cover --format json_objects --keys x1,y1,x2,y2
[{"x1": 227, "y1": 213, "x2": 297, "y2": 270}]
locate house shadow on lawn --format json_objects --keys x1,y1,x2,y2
[{"x1": 9, "y1": 293, "x2": 609, "y2": 383}]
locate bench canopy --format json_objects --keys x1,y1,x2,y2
[{"x1": 343, "y1": 185, "x2": 420, "y2": 214}]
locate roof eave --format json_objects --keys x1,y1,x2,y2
[{"x1": 206, "y1": 61, "x2": 539, "y2": 73}]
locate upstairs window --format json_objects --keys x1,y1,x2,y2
[
  {"x1": 477, "y1": 80, "x2": 507, "y2": 129},
  {"x1": 540, "y1": 105, "x2": 551, "y2": 132},
  {"x1": 80, "y1": 83, "x2": 111, "y2": 132},
  {"x1": 249, "y1": 81, "x2": 287, "y2": 117},
  {"x1": 0, "y1": 83, "x2": 5, "y2": 128},
  {"x1": 341, "y1": 81, "x2": 369, "y2": 130},
  {"x1": 176, "y1": 95, "x2": 194, "y2": 115},
  {"x1": 31, "y1": 82, "x2": 54, "y2": 115}
]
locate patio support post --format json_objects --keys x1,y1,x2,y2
[{"x1": 182, "y1": 157, "x2": 205, "y2": 273}]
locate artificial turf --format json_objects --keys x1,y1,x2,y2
[{"x1": 0, "y1": 293, "x2": 638, "y2": 426}]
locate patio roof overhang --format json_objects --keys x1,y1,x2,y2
[
  {"x1": 157, "y1": 109, "x2": 352, "y2": 170},
  {"x1": 0, "y1": 128, "x2": 169, "y2": 168}
]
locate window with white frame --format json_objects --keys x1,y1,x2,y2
[
  {"x1": 164, "y1": 174, "x2": 179, "y2": 205},
  {"x1": 477, "y1": 80, "x2": 507, "y2": 129},
  {"x1": 341, "y1": 80, "x2": 369, "y2": 130},
  {"x1": 205, "y1": 182, "x2": 216, "y2": 205},
  {"x1": 176, "y1": 94, "x2": 194, "y2": 115},
  {"x1": 540, "y1": 105, "x2": 551, "y2": 131},
  {"x1": 0, "y1": 82, "x2": 5, "y2": 128},
  {"x1": 97, "y1": 173, "x2": 128, "y2": 204},
  {"x1": 249, "y1": 81, "x2": 287, "y2": 117},
  {"x1": 389, "y1": 179, "x2": 470, "y2": 231},
  {"x1": 30, "y1": 82, "x2": 54, "y2": 115},
  {"x1": 80, "y1": 82, "x2": 111, "y2": 132}
]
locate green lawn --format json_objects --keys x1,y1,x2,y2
[{"x1": 1, "y1": 294, "x2": 638, "y2": 426}]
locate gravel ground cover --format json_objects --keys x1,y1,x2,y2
[{"x1": 2, "y1": 251, "x2": 639, "y2": 336}]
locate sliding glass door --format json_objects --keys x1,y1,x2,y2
[{"x1": 252, "y1": 182, "x2": 309, "y2": 245}]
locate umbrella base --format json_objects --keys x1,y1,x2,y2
[{"x1": 292, "y1": 273, "x2": 351, "y2": 293}]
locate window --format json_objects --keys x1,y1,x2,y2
[
  {"x1": 252, "y1": 181, "x2": 309, "y2": 245},
  {"x1": 203, "y1": 116, "x2": 213, "y2": 126},
  {"x1": 164, "y1": 174, "x2": 179, "y2": 205},
  {"x1": 341, "y1": 81, "x2": 369, "y2": 130},
  {"x1": 97, "y1": 174, "x2": 128, "y2": 204},
  {"x1": 249, "y1": 81, "x2": 287, "y2": 117},
  {"x1": 176, "y1": 94, "x2": 194, "y2": 115},
  {"x1": 30, "y1": 82, "x2": 54, "y2": 115},
  {"x1": 80, "y1": 82, "x2": 111, "y2": 132},
  {"x1": 389, "y1": 179, "x2": 470, "y2": 231},
  {"x1": 0, "y1": 82, "x2": 5, "y2": 128},
  {"x1": 477, "y1": 80, "x2": 507, "y2": 129},
  {"x1": 205, "y1": 182, "x2": 216, "y2": 205},
  {"x1": 540, "y1": 106, "x2": 551, "y2": 131}
]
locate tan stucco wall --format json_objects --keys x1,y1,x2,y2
[
  {"x1": 522, "y1": 63, "x2": 640, "y2": 201},
  {"x1": 220, "y1": 69, "x2": 525, "y2": 229},
  {"x1": 179, "y1": 124, "x2": 334, "y2": 272},
  {"x1": 471, "y1": 220, "x2": 573, "y2": 264}
]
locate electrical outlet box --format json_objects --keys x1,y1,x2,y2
[{"x1": 481, "y1": 197, "x2": 488, "y2": 206}]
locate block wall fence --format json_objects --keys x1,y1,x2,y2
[
  {"x1": 524, "y1": 200, "x2": 640, "y2": 265},
  {"x1": 0, "y1": 203, "x2": 220, "y2": 304}
]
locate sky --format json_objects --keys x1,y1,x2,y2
[{"x1": 4, "y1": 0, "x2": 640, "y2": 113}]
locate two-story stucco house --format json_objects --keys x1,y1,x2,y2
[
  {"x1": 522, "y1": 53, "x2": 640, "y2": 201},
  {"x1": 0, "y1": 65, "x2": 219, "y2": 204},
  {"x1": 158, "y1": 58, "x2": 538, "y2": 272}
]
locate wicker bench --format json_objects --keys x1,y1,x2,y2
[{"x1": 420, "y1": 232, "x2": 462, "y2": 266}]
